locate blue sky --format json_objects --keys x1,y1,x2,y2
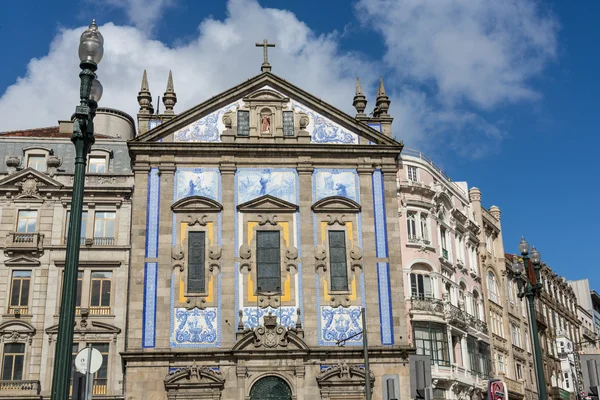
[{"x1": 0, "y1": 0, "x2": 598, "y2": 290}]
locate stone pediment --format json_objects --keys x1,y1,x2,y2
[
  {"x1": 0, "y1": 320, "x2": 36, "y2": 343},
  {"x1": 2, "y1": 256, "x2": 41, "y2": 267},
  {"x1": 0, "y1": 167, "x2": 62, "y2": 189},
  {"x1": 316, "y1": 363, "x2": 375, "y2": 397},
  {"x1": 171, "y1": 196, "x2": 223, "y2": 213},
  {"x1": 237, "y1": 195, "x2": 298, "y2": 213},
  {"x1": 311, "y1": 196, "x2": 361, "y2": 213},
  {"x1": 46, "y1": 320, "x2": 121, "y2": 336},
  {"x1": 233, "y1": 313, "x2": 308, "y2": 351},
  {"x1": 131, "y1": 72, "x2": 401, "y2": 147},
  {"x1": 164, "y1": 365, "x2": 225, "y2": 399}
]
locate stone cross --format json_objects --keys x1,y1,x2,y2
[{"x1": 255, "y1": 39, "x2": 275, "y2": 72}]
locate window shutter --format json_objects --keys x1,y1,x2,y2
[
  {"x1": 328, "y1": 230, "x2": 348, "y2": 291},
  {"x1": 237, "y1": 111, "x2": 250, "y2": 136},
  {"x1": 256, "y1": 231, "x2": 281, "y2": 293},
  {"x1": 188, "y1": 231, "x2": 206, "y2": 293},
  {"x1": 283, "y1": 111, "x2": 294, "y2": 136}
]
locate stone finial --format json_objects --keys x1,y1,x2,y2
[
  {"x1": 489, "y1": 205, "x2": 501, "y2": 221},
  {"x1": 469, "y1": 187, "x2": 482, "y2": 203},
  {"x1": 353, "y1": 76, "x2": 367, "y2": 117},
  {"x1": 162, "y1": 70, "x2": 177, "y2": 115},
  {"x1": 5, "y1": 155, "x2": 20, "y2": 174},
  {"x1": 137, "y1": 69, "x2": 154, "y2": 115},
  {"x1": 373, "y1": 76, "x2": 390, "y2": 117}
]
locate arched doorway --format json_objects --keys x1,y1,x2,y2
[{"x1": 250, "y1": 376, "x2": 292, "y2": 400}]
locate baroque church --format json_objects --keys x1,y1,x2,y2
[{"x1": 123, "y1": 43, "x2": 411, "y2": 399}]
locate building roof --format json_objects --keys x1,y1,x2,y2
[{"x1": 0, "y1": 126, "x2": 112, "y2": 139}]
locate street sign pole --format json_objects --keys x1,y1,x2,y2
[{"x1": 85, "y1": 344, "x2": 92, "y2": 400}]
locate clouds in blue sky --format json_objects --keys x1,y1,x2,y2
[{"x1": 0, "y1": 0, "x2": 558, "y2": 157}]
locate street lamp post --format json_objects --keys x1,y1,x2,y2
[
  {"x1": 512, "y1": 237, "x2": 547, "y2": 400},
  {"x1": 51, "y1": 20, "x2": 103, "y2": 400}
]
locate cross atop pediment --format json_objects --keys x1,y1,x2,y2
[{"x1": 255, "y1": 39, "x2": 275, "y2": 72}]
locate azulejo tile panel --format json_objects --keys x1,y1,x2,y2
[
  {"x1": 291, "y1": 101, "x2": 359, "y2": 144},
  {"x1": 145, "y1": 168, "x2": 160, "y2": 258},
  {"x1": 174, "y1": 168, "x2": 220, "y2": 202},
  {"x1": 242, "y1": 306, "x2": 297, "y2": 329},
  {"x1": 142, "y1": 262, "x2": 157, "y2": 348},
  {"x1": 171, "y1": 307, "x2": 218, "y2": 346},
  {"x1": 320, "y1": 306, "x2": 363, "y2": 345},
  {"x1": 173, "y1": 100, "x2": 243, "y2": 142},
  {"x1": 314, "y1": 169, "x2": 359, "y2": 202},
  {"x1": 237, "y1": 169, "x2": 297, "y2": 204},
  {"x1": 377, "y1": 262, "x2": 394, "y2": 345}
]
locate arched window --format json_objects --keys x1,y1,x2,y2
[
  {"x1": 459, "y1": 282, "x2": 466, "y2": 309},
  {"x1": 420, "y1": 214, "x2": 429, "y2": 242},
  {"x1": 250, "y1": 376, "x2": 292, "y2": 400},
  {"x1": 488, "y1": 272, "x2": 499, "y2": 303},
  {"x1": 407, "y1": 212, "x2": 417, "y2": 240},
  {"x1": 410, "y1": 273, "x2": 432, "y2": 299}
]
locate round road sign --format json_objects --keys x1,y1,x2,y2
[{"x1": 74, "y1": 347, "x2": 103, "y2": 375}]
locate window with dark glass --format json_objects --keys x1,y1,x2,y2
[
  {"x1": 2, "y1": 343, "x2": 25, "y2": 381},
  {"x1": 90, "y1": 271, "x2": 112, "y2": 314},
  {"x1": 413, "y1": 322, "x2": 449, "y2": 366},
  {"x1": 187, "y1": 231, "x2": 206, "y2": 293},
  {"x1": 328, "y1": 230, "x2": 348, "y2": 291},
  {"x1": 479, "y1": 342, "x2": 492, "y2": 377},
  {"x1": 65, "y1": 211, "x2": 87, "y2": 244},
  {"x1": 410, "y1": 273, "x2": 432, "y2": 299},
  {"x1": 467, "y1": 336, "x2": 480, "y2": 375},
  {"x1": 256, "y1": 231, "x2": 281, "y2": 293},
  {"x1": 70, "y1": 343, "x2": 79, "y2": 388},
  {"x1": 237, "y1": 110, "x2": 250, "y2": 136},
  {"x1": 283, "y1": 111, "x2": 294, "y2": 136},
  {"x1": 9, "y1": 271, "x2": 30, "y2": 314},
  {"x1": 89, "y1": 343, "x2": 109, "y2": 395}
]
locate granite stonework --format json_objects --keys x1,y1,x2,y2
[{"x1": 124, "y1": 70, "x2": 410, "y2": 400}]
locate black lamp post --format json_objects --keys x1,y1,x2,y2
[
  {"x1": 512, "y1": 237, "x2": 547, "y2": 400},
  {"x1": 51, "y1": 20, "x2": 103, "y2": 399}
]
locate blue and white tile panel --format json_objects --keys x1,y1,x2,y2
[
  {"x1": 145, "y1": 169, "x2": 160, "y2": 258},
  {"x1": 142, "y1": 262, "x2": 158, "y2": 348},
  {"x1": 142, "y1": 168, "x2": 160, "y2": 348},
  {"x1": 372, "y1": 169, "x2": 394, "y2": 345}
]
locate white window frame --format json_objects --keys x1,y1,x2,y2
[{"x1": 407, "y1": 165, "x2": 418, "y2": 182}]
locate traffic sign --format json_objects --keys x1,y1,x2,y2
[{"x1": 74, "y1": 347, "x2": 103, "y2": 375}]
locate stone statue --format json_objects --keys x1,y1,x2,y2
[{"x1": 261, "y1": 114, "x2": 271, "y2": 133}]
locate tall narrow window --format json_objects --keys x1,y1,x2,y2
[
  {"x1": 9, "y1": 271, "x2": 31, "y2": 314},
  {"x1": 410, "y1": 273, "x2": 432, "y2": 299},
  {"x1": 2, "y1": 343, "x2": 25, "y2": 381},
  {"x1": 329, "y1": 231, "x2": 348, "y2": 292},
  {"x1": 440, "y1": 227, "x2": 448, "y2": 260},
  {"x1": 467, "y1": 336, "x2": 479, "y2": 375},
  {"x1": 420, "y1": 214, "x2": 429, "y2": 242},
  {"x1": 88, "y1": 156, "x2": 107, "y2": 173},
  {"x1": 90, "y1": 343, "x2": 109, "y2": 395},
  {"x1": 66, "y1": 211, "x2": 87, "y2": 244},
  {"x1": 76, "y1": 271, "x2": 83, "y2": 310},
  {"x1": 27, "y1": 154, "x2": 46, "y2": 172},
  {"x1": 472, "y1": 291, "x2": 480, "y2": 320},
  {"x1": 70, "y1": 343, "x2": 79, "y2": 389},
  {"x1": 488, "y1": 272, "x2": 498, "y2": 303},
  {"x1": 94, "y1": 212, "x2": 116, "y2": 245},
  {"x1": 17, "y1": 210, "x2": 37, "y2": 233},
  {"x1": 256, "y1": 231, "x2": 281, "y2": 293},
  {"x1": 283, "y1": 111, "x2": 294, "y2": 136},
  {"x1": 90, "y1": 271, "x2": 112, "y2": 314},
  {"x1": 407, "y1": 165, "x2": 418, "y2": 182},
  {"x1": 187, "y1": 231, "x2": 206, "y2": 293},
  {"x1": 407, "y1": 212, "x2": 417, "y2": 240},
  {"x1": 237, "y1": 110, "x2": 250, "y2": 136}
]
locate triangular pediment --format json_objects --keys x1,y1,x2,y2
[
  {"x1": 3, "y1": 256, "x2": 41, "y2": 267},
  {"x1": 0, "y1": 167, "x2": 62, "y2": 188},
  {"x1": 312, "y1": 196, "x2": 361, "y2": 213},
  {"x1": 45, "y1": 320, "x2": 121, "y2": 335},
  {"x1": 132, "y1": 72, "x2": 401, "y2": 147},
  {"x1": 171, "y1": 196, "x2": 223, "y2": 213},
  {"x1": 237, "y1": 194, "x2": 298, "y2": 213}
]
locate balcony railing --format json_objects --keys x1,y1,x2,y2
[
  {"x1": 89, "y1": 306, "x2": 111, "y2": 315},
  {"x1": 5, "y1": 232, "x2": 44, "y2": 251},
  {"x1": 93, "y1": 237, "x2": 115, "y2": 246},
  {"x1": 0, "y1": 380, "x2": 41, "y2": 395},
  {"x1": 582, "y1": 325, "x2": 597, "y2": 339},
  {"x1": 7, "y1": 305, "x2": 28, "y2": 315},
  {"x1": 402, "y1": 148, "x2": 467, "y2": 195},
  {"x1": 64, "y1": 236, "x2": 86, "y2": 245},
  {"x1": 93, "y1": 379, "x2": 107, "y2": 395},
  {"x1": 410, "y1": 296, "x2": 444, "y2": 316},
  {"x1": 407, "y1": 236, "x2": 431, "y2": 246}
]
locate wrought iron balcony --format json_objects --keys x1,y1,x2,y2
[
  {"x1": 409, "y1": 296, "x2": 444, "y2": 317},
  {"x1": 93, "y1": 237, "x2": 115, "y2": 246},
  {"x1": 582, "y1": 325, "x2": 597, "y2": 340},
  {"x1": 0, "y1": 380, "x2": 41, "y2": 395},
  {"x1": 504, "y1": 376, "x2": 525, "y2": 396},
  {"x1": 407, "y1": 236, "x2": 431, "y2": 246},
  {"x1": 4, "y1": 232, "x2": 44, "y2": 252}
]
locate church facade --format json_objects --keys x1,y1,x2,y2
[{"x1": 123, "y1": 58, "x2": 412, "y2": 400}]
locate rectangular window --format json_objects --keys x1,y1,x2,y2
[
  {"x1": 237, "y1": 110, "x2": 250, "y2": 136},
  {"x1": 420, "y1": 214, "x2": 429, "y2": 242},
  {"x1": 256, "y1": 231, "x2": 281, "y2": 293},
  {"x1": 433, "y1": 389, "x2": 446, "y2": 400},
  {"x1": 187, "y1": 231, "x2": 206, "y2": 293},
  {"x1": 88, "y1": 156, "x2": 107, "y2": 173},
  {"x1": 467, "y1": 336, "x2": 480, "y2": 375},
  {"x1": 9, "y1": 271, "x2": 31, "y2": 314},
  {"x1": 414, "y1": 322, "x2": 449, "y2": 366},
  {"x1": 90, "y1": 271, "x2": 112, "y2": 314},
  {"x1": 17, "y1": 210, "x2": 37, "y2": 233},
  {"x1": 497, "y1": 354, "x2": 505, "y2": 373},
  {"x1": 89, "y1": 343, "x2": 109, "y2": 395},
  {"x1": 65, "y1": 211, "x2": 88, "y2": 244},
  {"x1": 76, "y1": 272, "x2": 83, "y2": 309},
  {"x1": 407, "y1": 212, "x2": 417, "y2": 240},
  {"x1": 479, "y1": 342, "x2": 492, "y2": 378},
  {"x1": 516, "y1": 363, "x2": 523, "y2": 380},
  {"x1": 407, "y1": 165, "x2": 418, "y2": 182},
  {"x1": 329, "y1": 231, "x2": 348, "y2": 291},
  {"x1": 2, "y1": 343, "x2": 25, "y2": 381},
  {"x1": 70, "y1": 343, "x2": 79, "y2": 389},
  {"x1": 94, "y1": 212, "x2": 116, "y2": 245},
  {"x1": 283, "y1": 111, "x2": 294, "y2": 136},
  {"x1": 27, "y1": 155, "x2": 46, "y2": 172},
  {"x1": 410, "y1": 273, "x2": 432, "y2": 299}
]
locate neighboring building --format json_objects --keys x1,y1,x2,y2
[
  {"x1": 538, "y1": 264, "x2": 582, "y2": 399},
  {"x1": 569, "y1": 279, "x2": 600, "y2": 354},
  {"x1": 470, "y1": 190, "x2": 535, "y2": 400},
  {"x1": 397, "y1": 149, "x2": 491, "y2": 399},
  {"x1": 0, "y1": 109, "x2": 135, "y2": 398},
  {"x1": 123, "y1": 61, "x2": 412, "y2": 399}
]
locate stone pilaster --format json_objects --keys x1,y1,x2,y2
[
  {"x1": 220, "y1": 162, "x2": 237, "y2": 348},
  {"x1": 297, "y1": 162, "x2": 315, "y2": 346}
]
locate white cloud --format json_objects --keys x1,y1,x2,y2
[{"x1": 0, "y1": 0, "x2": 558, "y2": 159}]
